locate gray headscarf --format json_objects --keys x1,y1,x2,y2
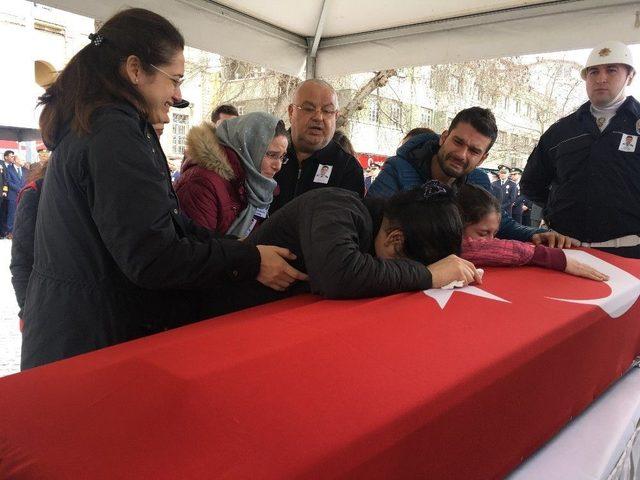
[{"x1": 215, "y1": 112, "x2": 280, "y2": 237}]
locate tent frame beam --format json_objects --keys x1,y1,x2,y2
[
  {"x1": 187, "y1": 0, "x2": 306, "y2": 48},
  {"x1": 39, "y1": 0, "x2": 640, "y2": 77},
  {"x1": 194, "y1": 0, "x2": 637, "y2": 76},
  {"x1": 319, "y1": 0, "x2": 639, "y2": 49},
  {"x1": 306, "y1": 0, "x2": 330, "y2": 79}
]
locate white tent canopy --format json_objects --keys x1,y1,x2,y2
[{"x1": 37, "y1": 0, "x2": 639, "y2": 77}]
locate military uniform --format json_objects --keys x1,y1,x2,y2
[
  {"x1": 491, "y1": 176, "x2": 518, "y2": 216},
  {"x1": 0, "y1": 160, "x2": 7, "y2": 237},
  {"x1": 522, "y1": 96, "x2": 640, "y2": 256}
]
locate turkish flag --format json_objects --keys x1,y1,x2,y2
[{"x1": 0, "y1": 249, "x2": 639, "y2": 480}]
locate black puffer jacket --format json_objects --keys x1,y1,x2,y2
[
  {"x1": 522, "y1": 96, "x2": 640, "y2": 242},
  {"x1": 21, "y1": 104, "x2": 260, "y2": 369},
  {"x1": 10, "y1": 178, "x2": 43, "y2": 318},
  {"x1": 269, "y1": 138, "x2": 365, "y2": 214},
  {"x1": 222, "y1": 188, "x2": 432, "y2": 312}
]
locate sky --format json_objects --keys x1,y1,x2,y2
[{"x1": 531, "y1": 44, "x2": 640, "y2": 99}]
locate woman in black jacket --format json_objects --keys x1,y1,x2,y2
[
  {"x1": 10, "y1": 162, "x2": 47, "y2": 332},
  {"x1": 22, "y1": 8, "x2": 305, "y2": 369},
  {"x1": 220, "y1": 181, "x2": 482, "y2": 313}
]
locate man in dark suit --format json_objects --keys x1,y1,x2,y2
[
  {"x1": 0, "y1": 155, "x2": 8, "y2": 238},
  {"x1": 4, "y1": 150, "x2": 27, "y2": 239},
  {"x1": 491, "y1": 166, "x2": 517, "y2": 216},
  {"x1": 510, "y1": 167, "x2": 527, "y2": 224}
]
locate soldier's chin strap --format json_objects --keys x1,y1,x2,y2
[{"x1": 599, "y1": 71, "x2": 633, "y2": 109}]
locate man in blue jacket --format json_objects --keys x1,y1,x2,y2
[
  {"x1": 367, "y1": 107, "x2": 571, "y2": 245},
  {"x1": 4, "y1": 150, "x2": 27, "y2": 239}
]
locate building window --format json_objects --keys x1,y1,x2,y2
[
  {"x1": 498, "y1": 130, "x2": 507, "y2": 144},
  {"x1": 390, "y1": 103, "x2": 401, "y2": 124},
  {"x1": 237, "y1": 105, "x2": 245, "y2": 115},
  {"x1": 451, "y1": 77, "x2": 462, "y2": 95},
  {"x1": 172, "y1": 113, "x2": 189, "y2": 155},
  {"x1": 421, "y1": 108, "x2": 433, "y2": 126},
  {"x1": 515, "y1": 100, "x2": 522, "y2": 114},
  {"x1": 503, "y1": 97, "x2": 509, "y2": 110},
  {"x1": 369, "y1": 100, "x2": 378, "y2": 123}
]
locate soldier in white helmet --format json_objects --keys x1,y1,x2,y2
[{"x1": 521, "y1": 40, "x2": 640, "y2": 258}]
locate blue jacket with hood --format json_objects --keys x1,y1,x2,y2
[{"x1": 367, "y1": 133, "x2": 545, "y2": 242}]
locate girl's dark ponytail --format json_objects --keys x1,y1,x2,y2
[{"x1": 383, "y1": 181, "x2": 463, "y2": 265}]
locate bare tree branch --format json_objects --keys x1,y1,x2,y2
[{"x1": 336, "y1": 69, "x2": 397, "y2": 128}]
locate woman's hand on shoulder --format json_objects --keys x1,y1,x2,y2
[{"x1": 256, "y1": 245, "x2": 309, "y2": 291}]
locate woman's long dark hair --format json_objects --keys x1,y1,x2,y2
[
  {"x1": 383, "y1": 181, "x2": 463, "y2": 265},
  {"x1": 38, "y1": 8, "x2": 184, "y2": 147}
]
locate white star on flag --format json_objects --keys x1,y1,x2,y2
[{"x1": 423, "y1": 285, "x2": 510, "y2": 309}]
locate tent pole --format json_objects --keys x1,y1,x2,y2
[
  {"x1": 305, "y1": 47, "x2": 316, "y2": 79},
  {"x1": 305, "y1": 0, "x2": 329, "y2": 79}
]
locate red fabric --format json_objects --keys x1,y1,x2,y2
[
  {"x1": 531, "y1": 244, "x2": 567, "y2": 271},
  {"x1": 174, "y1": 146, "x2": 247, "y2": 234},
  {"x1": 462, "y1": 236, "x2": 536, "y2": 266},
  {"x1": 0, "y1": 140, "x2": 19, "y2": 149},
  {"x1": 16, "y1": 180, "x2": 38, "y2": 204},
  {"x1": 1, "y1": 249, "x2": 640, "y2": 479},
  {"x1": 462, "y1": 237, "x2": 567, "y2": 271},
  {"x1": 356, "y1": 153, "x2": 387, "y2": 168}
]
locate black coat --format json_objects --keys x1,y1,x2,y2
[
  {"x1": 0, "y1": 160, "x2": 6, "y2": 195},
  {"x1": 0, "y1": 160, "x2": 7, "y2": 234},
  {"x1": 521, "y1": 96, "x2": 640, "y2": 242},
  {"x1": 21, "y1": 104, "x2": 260, "y2": 369},
  {"x1": 10, "y1": 179, "x2": 42, "y2": 318},
  {"x1": 269, "y1": 138, "x2": 365, "y2": 214},
  {"x1": 223, "y1": 188, "x2": 432, "y2": 312}
]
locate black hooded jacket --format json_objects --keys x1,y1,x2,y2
[
  {"x1": 21, "y1": 104, "x2": 260, "y2": 369},
  {"x1": 269, "y1": 138, "x2": 365, "y2": 214},
  {"x1": 220, "y1": 188, "x2": 432, "y2": 312}
]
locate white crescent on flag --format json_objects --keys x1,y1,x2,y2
[{"x1": 547, "y1": 250, "x2": 640, "y2": 319}]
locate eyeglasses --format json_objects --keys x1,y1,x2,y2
[
  {"x1": 291, "y1": 103, "x2": 338, "y2": 117},
  {"x1": 264, "y1": 151, "x2": 287, "y2": 162},
  {"x1": 150, "y1": 64, "x2": 184, "y2": 89}
]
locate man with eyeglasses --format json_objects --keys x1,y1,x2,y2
[{"x1": 269, "y1": 79, "x2": 364, "y2": 213}]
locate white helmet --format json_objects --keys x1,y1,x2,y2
[{"x1": 581, "y1": 40, "x2": 635, "y2": 80}]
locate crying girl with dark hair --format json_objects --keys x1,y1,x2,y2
[
  {"x1": 457, "y1": 184, "x2": 609, "y2": 281},
  {"x1": 218, "y1": 181, "x2": 483, "y2": 313}
]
